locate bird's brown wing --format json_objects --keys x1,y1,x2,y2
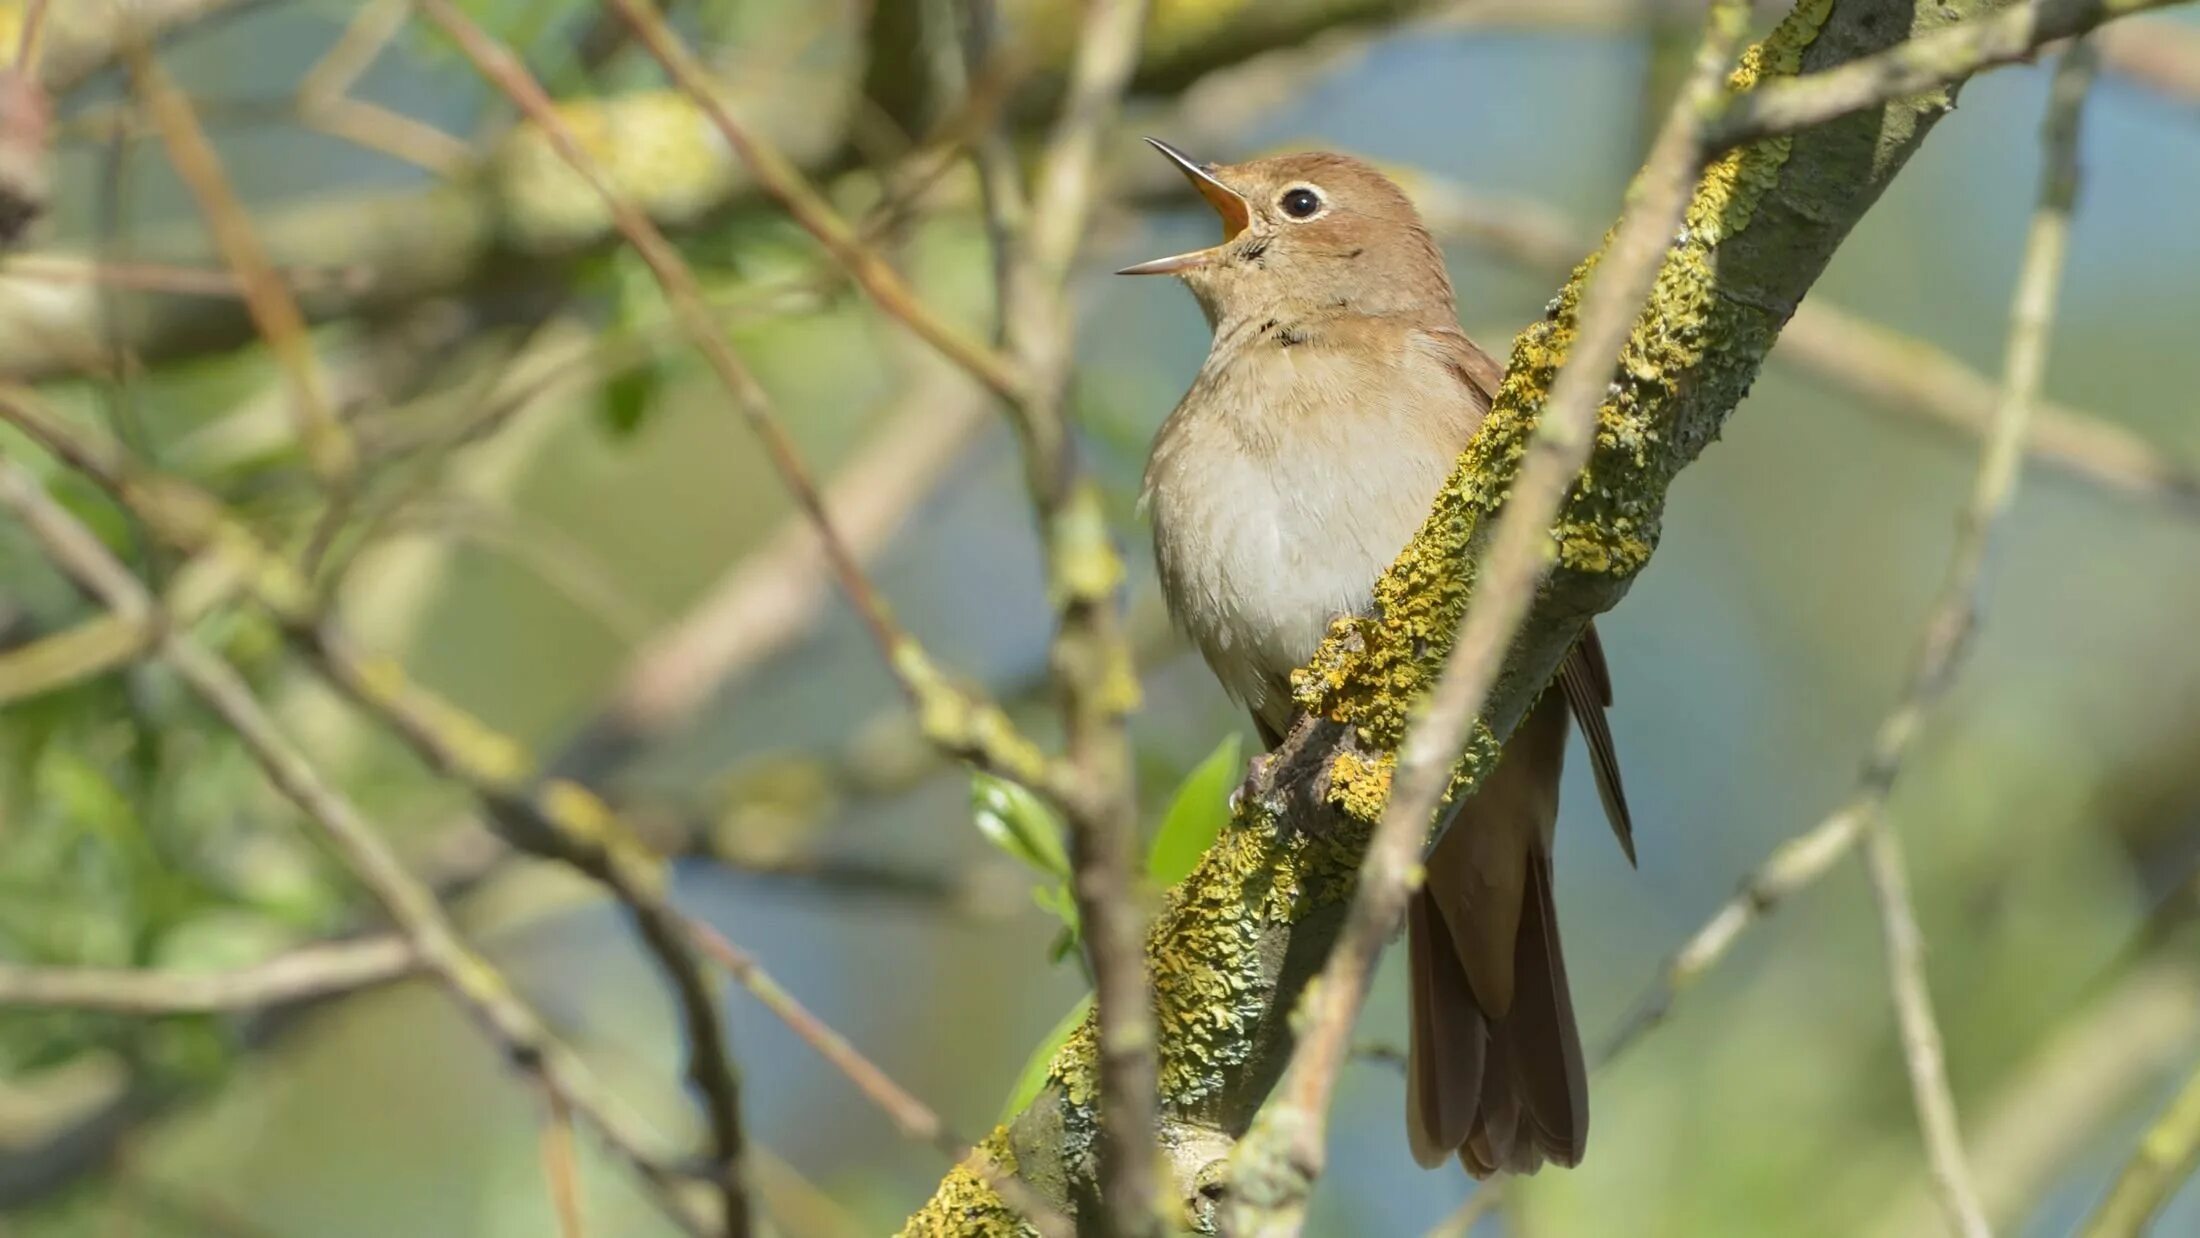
[
  {"x1": 1430, "y1": 325, "x2": 1507, "y2": 403},
  {"x1": 1407, "y1": 687, "x2": 1587, "y2": 1174},
  {"x1": 1559, "y1": 624, "x2": 1635, "y2": 864}
]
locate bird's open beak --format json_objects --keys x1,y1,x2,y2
[{"x1": 1117, "y1": 138, "x2": 1251, "y2": 276}]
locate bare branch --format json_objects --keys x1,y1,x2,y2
[
  {"x1": 683, "y1": 920, "x2": 1072, "y2": 1238},
  {"x1": 1710, "y1": 0, "x2": 2182, "y2": 149},
  {"x1": 2081, "y1": 1055, "x2": 2200, "y2": 1236},
  {"x1": 0, "y1": 391, "x2": 755, "y2": 1238},
  {"x1": 1858, "y1": 43, "x2": 2095, "y2": 1238},
  {"x1": 128, "y1": 47, "x2": 355, "y2": 493},
  {"x1": 0, "y1": 938, "x2": 415, "y2": 1014},
  {"x1": 415, "y1": 0, "x2": 1062, "y2": 802},
  {"x1": 605, "y1": 0, "x2": 1026, "y2": 402},
  {"x1": 0, "y1": 455, "x2": 713, "y2": 1238},
  {"x1": 1006, "y1": 2, "x2": 1168, "y2": 1233}
]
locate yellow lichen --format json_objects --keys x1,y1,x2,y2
[
  {"x1": 1294, "y1": 0, "x2": 1837, "y2": 759},
  {"x1": 897, "y1": 1129, "x2": 1032, "y2": 1237}
]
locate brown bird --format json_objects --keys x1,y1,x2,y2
[{"x1": 1124, "y1": 141, "x2": 1634, "y2": 1176}]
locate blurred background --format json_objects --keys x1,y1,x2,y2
[{"x1": 2, "y1": 1, "x2": 2198, "y2": 1235}]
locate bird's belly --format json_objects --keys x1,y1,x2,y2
[{"x1": 1152, "y1": 442, "x2": 1439, "y2": 732}]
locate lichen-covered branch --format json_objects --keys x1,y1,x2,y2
[{"x1": 903, "y1": 0, "x2": 2038, "y2": 1231}]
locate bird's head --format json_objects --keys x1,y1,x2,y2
[{"x1": 1119, "y1": 141, "x2": 1455, "y2": 332}]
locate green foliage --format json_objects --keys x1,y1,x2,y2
[
  {"x1": 977, "y1": 735, "x2": 1250, "y2": 1119},
  {"x1": 971, "y1": 772, "x2": 1080, "y2": 960},
  {"x1": 999, "y1": 994, "x2": 1092, "y2": 1124},
  {"x1": 1144, "y1": 734, "x2": 1242, "y2": 888}
]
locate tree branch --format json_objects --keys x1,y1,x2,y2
[
  {"x1": 2081, "y1": 1053, "x2": 2200, "y2": 1237},
  {"x1": 906, "y1": 0, "x2": 2046, "y2": 1228},
  {"x1": 0, "y1": 938, "x2": 415, "y2": 1013},
  {"x1": 1857, "y1": 42, "x2": 2095, "y2": 1238},
  {"x1": 0, "y1": 455, "x2": 712, "y2": 1238},
  {"x1": 1710, "y1": 0, "x2": 2186, "y2": 149},
  {"x1": 1220, "y1": 3, "x2": 1757, "y2": 1230}
]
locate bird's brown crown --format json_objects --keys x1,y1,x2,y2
[{"x1": 1122, "y1": 144, "x2": 1455, "y2": 333}]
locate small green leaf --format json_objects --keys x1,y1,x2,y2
[
  {"x1": 1144, "y1": 734, "x2": 1243, "y2": 886},
  {"x1": 999, "y1": 994, "x2": 1091, "y2": 1124},
  {"x1": 596, "y1": 363, "x2": 663, "y2": 439},
  {"x1": 971, "y1": 773, "x2": 1070, "y2": 879}
]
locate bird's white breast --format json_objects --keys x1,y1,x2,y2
[{"x1": 1144, "y1": 326, "x2": 1478, "y2": 733}]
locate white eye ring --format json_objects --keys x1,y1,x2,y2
[{"x1": 1277, "y1": 185, "x2": 1326, "y2": 221}]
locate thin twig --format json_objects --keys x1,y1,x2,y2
[
  {"x1": 1601, "y1": 36, "x2": 2098, "y2": 1233},
  {"x1": 293, "y1": 0, "x2": 474, "y2": 175},
  {"x1": 126, "y1": 47, "x2": 355, "y2": 494},
  {"x1": 562, "y1": 356, "x2": 995, "y2": 783},
  {"x1": 1709, "y1": 0, "x2": 2178, "y2": 150},
  {"x1": 963, "y1": 0, "x2": 1164, "y2": 1231},
  {"x1": 0, "y1": 392, "x2": 754, "y2": 1238},
  {"x1": 0, "y1": 937, "x2": 416, "y2": 1013},
  {"x1": 1865, "y1": 806, "x2": 1992, "y2": 1238},
  {"x1": 415, "y1": 0, "x2": 1062, "y2": 801},
  {"x1": 0, "y1": 457, "x2": 712, "y2": 1238},
  {"x1": 682, "y1": 919, "x2": 1073, "y2": 1238},
  {"x1": 1862, "y1": 42, "x2": 2095, "y2": 1238},
  {"x1": 1422, "y1": 1182, "x2": 1506, "y2": 1238},
  {"x1": 0, "y1": 253, "x2": 372, "y2": 297},
  {"x1": 1220, "y1": 6, "x2": 1756, "y2": 1231},
  {"x1": 13, "y1": 0, "x2": 50, "y2": 73},
  {"x1": 2081, "y1": 1055, "x2": 2200, "y2": 1237},
  {"x1": 602, "y1": 0, "x2": 1024, "y2": 403},
  {"x1": 539, "y1": 1081, "x2": 589, "y2": 1238}
]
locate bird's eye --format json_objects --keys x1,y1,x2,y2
[{"x1": 1279, "y1": 187, "x2": 1322, "y2": 219}]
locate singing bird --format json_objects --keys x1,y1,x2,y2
[{"x1": 1124, "y1": 141, "x2": 1634, "y2": 1175}]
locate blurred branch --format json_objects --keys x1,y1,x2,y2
[
  {"x1": 129, "y1": 47, "x2": 356, "y2": 513},
  {"x1": 1424, "y1": 1184, "x2": 1505, "y2": 1238},
  {"x1": 538, "y1": 1080, "x2": 589, "y2": 1238},
  {"x1": 1859, "y1": 44, "x2": 2094, "y2": 1238},
  {"x1": 967, "y1": 0, "x2": 1167, "y2": 1231},
  {"x1": 2, "y1": 0, "x2": 1446, "y2": 382},
  {"x1": 1224, "y1": 3, "x2": 1756, "y2": 1229},
  {"x1": 1710, "y1": 0, "x2": 2185, "y2": 149},
  {"x1": 911, "y1": 0, "x2": 2023, "y2": 1226},
  {"x1": 2093, "y1": 16, "x2": 2200, "y2": 106},
  {"x1": 1870, "y1": 950, "x2": 2200, "y2": 1234},
  {"x1": 683, "y1": 919, "x2": 1072, "y2": 1238},
  {"x1": 0, "y1": 550, "x2": 242, "y2": 706},
  {"x1": 0, "y1": 455, "x2": 713, "y2": 1238},
  {"x1": 607, "y1": 0, "x2": 1026, "y2": 401},
  {"x1": 36, "y1": 0, "x2": 281, "y2": 94},
  {"x1": 2081, "y1": 1053, "x2": 2200, "y2": 1236},
  {"x1": 0, "y1": 937, "x2": 415, "y2": 1013},
  {"x1": 291, "y1": 0, "x2": 474, "y2": 175},
  {"x1": 1598, "y1": 43, "x2": 2111, "y2": 1238},
  {"x1": 555, "y1": 355, "x2": 995, "y2": 785},
  {"x1": 418, "y1": 0, "x2": 1062, "y2": 803},
  {"x1": 0, "y1": 391, "x2": 755, "y2": 1238}
]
